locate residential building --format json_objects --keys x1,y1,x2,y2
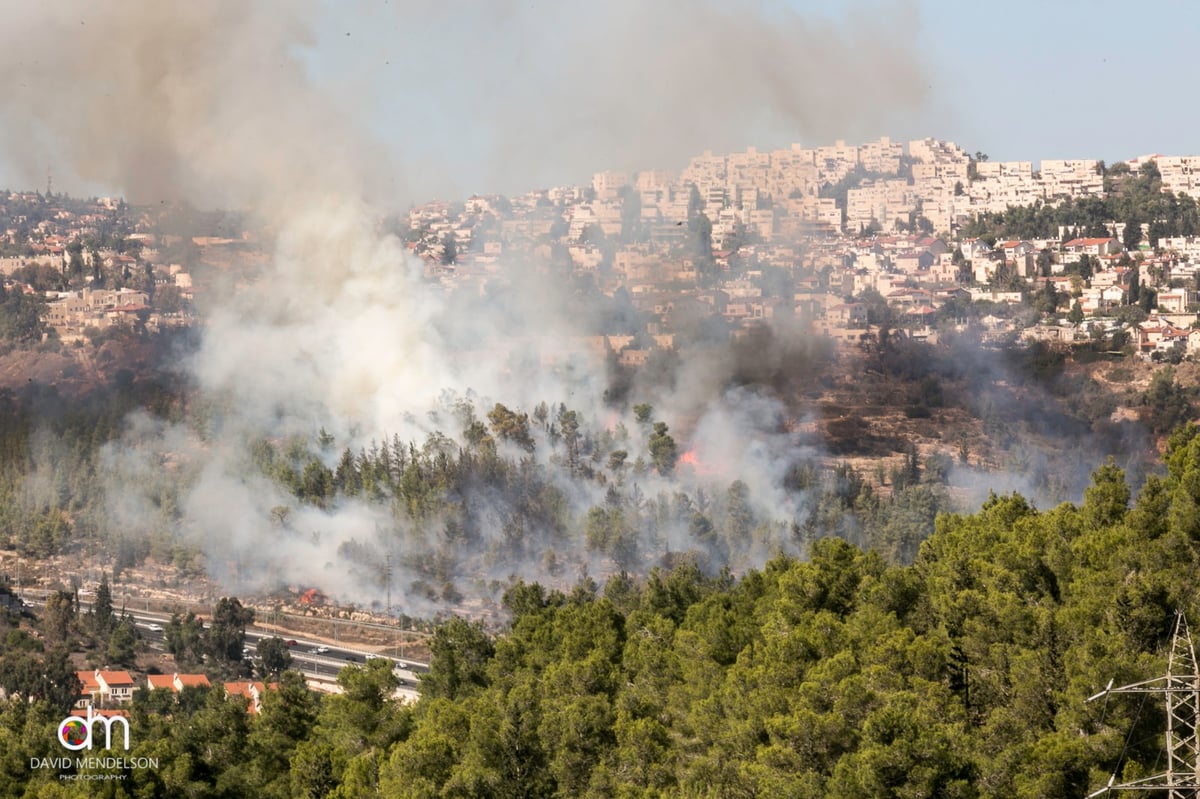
[
  {"x1": 147, "y1": 673, "x2": 212, "y2": 692},
  {"x1": 77, "y1": 670, "x2": 135, "y2": 707},
  {"x1": 224, "y1": 681, "x2": 273, "y2": 715}
]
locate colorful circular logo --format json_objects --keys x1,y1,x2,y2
[{"x1": 58, "y1": 718, "x2": 88, "y2": 750}]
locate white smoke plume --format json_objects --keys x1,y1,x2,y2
[
  {"x1": 0, "y1": 1, "x2": 933, "y2": 611},
  {"x1": 0, "y1": 0, "x2": 928, "y2": 201}
]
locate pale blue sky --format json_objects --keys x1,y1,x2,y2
[
  {"x1": 904, "y1": 0, "x2": 1199, "y2": 164},
  {"x1": 306, "y1": 0, "x2": 1200, "y2": 197},
  {"x1": 4, "y1": 1, "x2": 1197, "y2": 201}
]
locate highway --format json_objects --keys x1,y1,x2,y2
[
  {"x1": 125, "y1": 609, "x2": 430, "y2": 684},
  {"x1": 19, "y1": 593, "x2": 428, "y2": 687}
]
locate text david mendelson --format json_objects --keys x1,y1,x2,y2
[{"x1": 31, "y1": 757, "x2": 160, "y2": 770}]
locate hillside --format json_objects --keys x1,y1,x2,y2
[{"x1": 5, "y1": 433, "x2": 1199, "y2": 795}]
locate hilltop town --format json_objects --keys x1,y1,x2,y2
[
  {"x1": 3, "y1": 136, "x2": 1200, "y2": 372},
  {"x1": 398, "y1": 137, "x2": 1200, "y2": 362}
]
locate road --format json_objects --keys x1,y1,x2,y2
[
  {"x1": 125, "y1": 609, "x2": 430, "y2": 684},
  {"x1": 21, "y1": 594, "x2": 428, "y2": 686}
]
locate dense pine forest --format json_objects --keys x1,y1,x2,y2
[
  {"x1": 0, "y1": 293, "x2": 1192, "y2": 798},
  {"x1": 1, "y1": 332, "x2": 1179, "y2": 610},
  {"x1": 4, "y1": 425, "x2": 1200, "y2": 795}
]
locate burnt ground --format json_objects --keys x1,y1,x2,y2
[
  {"x1": 803, "y1": 342, "x2": 1174, "y2": 500},
  {"x1": 0, "y1": 328, "x2": 193, "y2": 400}
]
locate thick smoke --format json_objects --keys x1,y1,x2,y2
[
  {"x1": 0, "y1": 1, "x2": 933, "y2": 611},
  {"x1": 0, "y1": 1, "x2": 928, "y2": 201},
  {"x1": 0, "y1": 2, "x2": 391, "y2": 209}
]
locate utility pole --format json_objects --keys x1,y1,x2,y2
[
  {"x1": 385, "y1": 552, "x2": 393, "y2": 616},
  {"x1": 1089, "y1": 611, "x2": 1200, "y2": 797}
]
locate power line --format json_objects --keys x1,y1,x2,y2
[{"x1": 1089, "y1": 611, "x2": 1200, "y2": 798}]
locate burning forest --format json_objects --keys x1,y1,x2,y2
[{"x1": 0, "y1": 0, "x2": 1176, "y2": 624}]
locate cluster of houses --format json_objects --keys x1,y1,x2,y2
[
  {"x1": 0, "y1": 192, "x2": 203, "y2": 340},
  {"x1": 398, "y1": 136, "x2": 1200, "y2": 362},
  {"x1": 404, "y1": 138, "x2": 1199, "y2": 271},
  {"x1": 75, "y1": 669, "x2": 274, "y2": 715},
  {"x1": 7, "y1": 139, "x2": 1200, "y2": 362},
  {"x1": 42, "y1": 287, "x2": 151, "y2": 342}
]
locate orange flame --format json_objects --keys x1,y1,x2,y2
[{"x1": 678, "y1": 448, "x2": 724, "y2": 478}]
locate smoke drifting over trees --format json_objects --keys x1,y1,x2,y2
[
  {"x1": 0, "y1": 0, "x2": 938, "y2": 610},
  {"x1": 1, "y1": 2, "x2": 1156, "y2": 616}
]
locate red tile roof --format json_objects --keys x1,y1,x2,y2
[
  {"x1": 69, "y1": 708, "x2": 129, "y2": 719},
  {"x1": 175, "y1": 674, "x2": 211, "y2": 688},
  {"x1": 96, "y1": 670, "x2": 134, "y2": 686}
]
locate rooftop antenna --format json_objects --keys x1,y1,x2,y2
[{"x1": 1088, "y1": 611, "x2": 1200, "y2": 797}]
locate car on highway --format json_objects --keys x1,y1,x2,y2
[
  {"x1": 311, "y1": 646, "x2": 330, "y2": 654},
  {"x1": 145, "y1": 624, "x2": 163, "y2": 632},
  {"x1": 364, "y1": 654, "x2": 378, "y2": 661}
]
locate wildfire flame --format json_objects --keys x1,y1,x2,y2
[{"x1": 678, "y1": 448, "x2": 723, "y2": 478}]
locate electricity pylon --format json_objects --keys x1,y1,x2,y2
[{"x1": 1089, "y1": 611, "x2": 1200, "y2": 797}]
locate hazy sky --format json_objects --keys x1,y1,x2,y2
[{"x1": 3, "y1": 0, "x2": 1197, "y2": 202}]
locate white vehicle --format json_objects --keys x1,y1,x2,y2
[
  {"x1": 145, "y1": 623, "x2": 163, "y2": 633},
  {"x1": 312, "y1": 646, "x2": 330, "y2": 655},
  {"x1": 364, "y1": 654, "x2": 378, "y2": 661}
]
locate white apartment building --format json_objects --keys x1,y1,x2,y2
[
  {"x1": 1155, "y1": 156, "x2": 1200, "y2": 198},
  {"x1": 860, "y1": 136, "x2": 903, "y2": 174},
  {"x1": 908, "y1": 138, "x2": 969, "y2": 165},
  {"x1": 845, "y1": 179, "x2": 918, "y2": 233},
  {"x1": 1040, "y1": 159, "x2": 1103, "y2": 198},
  {"x1": 1157, "y1": 236, "x2": 1200, "y2": 259},
  {"x1": 592, "y1": 171, "x2": 629, "y2": 200},
  {"x1": 975, "y1": 161, "x2": 1034, "y2": 179},
  {"x1": 681, "y1": 150, "x2": 727, "y2": 188},
  {"x1": 912, "y1": 161, "x2": 969, "y2": 185},
  {"x1": 634, "y1": 170, "x2": 676, "y2": 193}
]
